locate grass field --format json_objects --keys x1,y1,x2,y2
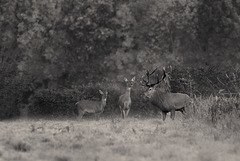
[{"x1": 0, "y1": 114, "x2": 240, "y2": 161}]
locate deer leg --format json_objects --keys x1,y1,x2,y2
[
  {"x1": 122, "y1": 110, "x2": 126, "y2": 119},
  {"x1": 119, "y1": 106, "x2": 124, "y2": 118},
  {"x1": 95, "y1": 113, "x2": 101, "y2": 121},
  {"x1": 98, "y1": 113, "x2": 101, "y2": 120},
  {"x1": 162, "y1": 112, "x2": 167, "y2": 121},
  {"x1": 78, "y1": 110, "x2": 84, "y2": 120},
  {"x1": 126, "y1": 108, "x2": 130, "y2": 117},
  {"x1": 180, "y1": 107, "x2": 186, "y2": 114},
  {"x1": 170, "y1": 110, "x2": 175, "y2": 120}
]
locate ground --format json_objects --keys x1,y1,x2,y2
[{"x1": 0, "y1": 116, "x2": 240, "y2": 161}]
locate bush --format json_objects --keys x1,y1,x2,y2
[
  {"x1": 170, "y1": 66, "x2": 240, "y2": 96},
  {"x1": 29, "y1": 87, "x2": 120, "y2": 117},
  {"x1": 191, "y1": 95, "x2": 240, "y2": 132},
  {"x1": 28, "y1": 83, "x2": 154, "y2": 118},
  {"x1": 29, "y1": 88, "x2": 80, "y2": 116},
  {"x1": 209, "y1": 96, "x2": 240, "y2": 131},
  {"x1": 0, "y1": 73, "x2": 24, "y2": 120}
]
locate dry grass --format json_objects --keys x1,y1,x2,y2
[{"x1": 0, "y1": 115, "x2": 240, "y2": 161}]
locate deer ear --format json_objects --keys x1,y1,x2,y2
[
  {"x1": 124, "y1": 77, "x2": 128, "y2": 82},
  {"x1": 99, "y1": 90, "x2": 103, "y2": 94},
  {"x1": 131, "y1": 76, "x2": 135, "y2": 82}
]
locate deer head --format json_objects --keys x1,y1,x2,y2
[
  {"x1": 142, "y1": 67, "x2": 166, "y2": 98},
  {"x1": 124, "y1": 76, "x2": 135, "y2": 89}
]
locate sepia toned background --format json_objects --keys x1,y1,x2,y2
[
  {"x1": 1, "y1": 0, "x2": 240, "y2": 118},
  {"x1": 0, "y1": 0, "x2": 240, "y2": 161}
]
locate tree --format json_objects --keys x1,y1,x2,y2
[
  {"x1": 196, "y1": 0, "x2": 240, "y2": 68},
  {"x1": 17, "y1": 0, "x2": 119, "y2": 87},
  {"x1": 104, "y1": 0, "x2": 199, "y2": 78}
]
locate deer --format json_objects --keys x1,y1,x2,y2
[
  {"x1": 142, "y1": 68, "x2": 191, "y2": 121},
  {"x1": 75, "y1": 90, "x2": 108, "y2": 120},
  {"x1": 119, "y1": 76, "x2": 135, "y2": 119}
]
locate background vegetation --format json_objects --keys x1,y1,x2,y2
[{"x1": 1, "y1": 0, "x2": 240, "y2": 130}]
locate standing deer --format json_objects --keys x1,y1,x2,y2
[
  {"x1": 75, "y1": 90, "x2": 108, "y2": 120},
  {"x1": 119, "y1": 76, "x2": 135, "y2": 119},
  {"x1": 143, "y1": 68, "x2": 191, "y2": 121}
]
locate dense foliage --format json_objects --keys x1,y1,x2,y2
[{"x1": 1, "y1": 0, "x2": 240, "y2": 120}]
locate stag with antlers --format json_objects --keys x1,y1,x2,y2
[{"x1": 142, "y1": 67, "x2": 192, "y2": 121}]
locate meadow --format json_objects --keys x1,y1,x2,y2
[
  {"x1": 1, "y1": 1, "x2": 240, "y2": 160},
  {"x1": 0, "y1": 108, "x2": 240, "y2": 161}
]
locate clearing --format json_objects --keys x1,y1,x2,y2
[{"x1": 0, "y1": 116, "x2": 239, "y2": 161}]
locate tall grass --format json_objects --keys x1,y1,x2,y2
[{"x1": 191, "y1": 95, "x2": 240, "y2": 132}]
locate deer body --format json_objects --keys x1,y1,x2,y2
[
  {"x1": 76, "y1": 90, "x2": 108, "y2": 120},
  {"x1": 119, "y1": 77, "x2": 135, "y2": 119},
  {"x1": 143, "y1": 68, "x2": 191, "y2": 121},
  {"x1": 119, "y1": 88, "x2": 132, "y2": 118},
  {"x1": 146, "y1": 90, "x2": 191, "y2": 120}
]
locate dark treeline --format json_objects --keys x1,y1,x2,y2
[{"x1": 1, "y1": 0, "x2": 240, "y2": 119}]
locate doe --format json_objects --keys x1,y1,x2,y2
[
  {"x1": 75, "y1": 90, "x2": 108, "y2": 120},
  {"x1": 119, "y1": 76, "x2": 135, "y2": 119}
]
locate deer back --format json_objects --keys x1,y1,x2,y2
[
  {"x1": 76, "y1": 90, "x2": 108, "y2": 113},
  {"x1": 150, "y1": 90, "x2": 191, "y2": 111},
  {"x1": 168, "y1": 93, "x2": 191, "y2": 107},
  {"x1": 76, "y1": 100, "x2": 103, "y2": 113}
]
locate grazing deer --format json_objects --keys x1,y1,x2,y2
[
  {"x1": 119, "y1": 76, "x2": 135, "y2": 119},
  {"x1": 143, "y1": 68, "x2": 191, "y2": 121},
  {"x1": 75, "y1": 90, "x2": 108, "y2": 120}
]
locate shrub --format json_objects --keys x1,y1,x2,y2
[
  {"x1": 28, "y1": 83, "x2": 153, "y2": 118},
  {"x1": 29, "y1": 86, "x2": 120, "y2": 117},
  {"x1": 0, "y1": 69, "x2": 38, "y2": 120},
  {"x1": 0, "y1": 74, "x2": 23, "y2": 119},
  {"x1": 170, "y1": 66, "x2": 240, "y2": 97},
  {"x1": 209, "y1": 96, "x2": 240, "y2": 131},
  {"x1": 29, "y1": 88, "x2": 81, "y2": 116},
  {"x1": 191, "y1": 95, "x2": 240, "y2": 132}
]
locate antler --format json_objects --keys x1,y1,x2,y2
[
  {"x1": 142, "y1": 67, "x2": 166, "y2": 87},
  {"x1": 155, "y1": 67, "x2": 166, "y2": 85},
  {"x1": 142, "y1": 68, "x2": 158, "y2": 87}
]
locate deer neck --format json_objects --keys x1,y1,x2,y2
[
  {"x1": 125, "y1": 87, "x2": 132, "y2": 96},
  {"x1": 150, "y1": 90, "x2": 164, "y2": 103},
  {"x1": 100, "y1": 99, "x2": 107, "y2": 109}
]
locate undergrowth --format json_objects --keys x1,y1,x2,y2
[{"x1": 192, "y1": 95, "x2": 240, "y2": 132}]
